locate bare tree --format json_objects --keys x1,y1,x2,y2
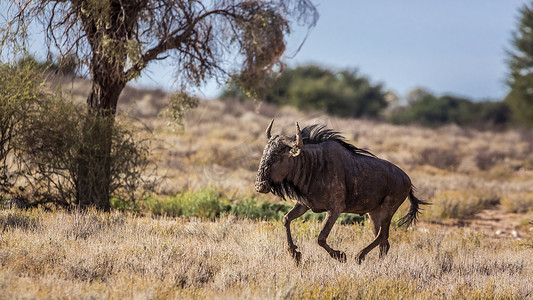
[{"x1": 1, "y1": 0, "x2": 317, "y2": 210}]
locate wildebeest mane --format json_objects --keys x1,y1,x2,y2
[
  {"x1": 271, "y1": 179, "x2": 305, "y2": 202},
  {"x1": 298, "y1": 124, "x2": 376, "y2": 157}
]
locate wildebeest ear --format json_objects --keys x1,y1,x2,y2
[
  {"x1": 266, "y1": 119, "x2": 274, "y2": 139},
  {"x1": 290, "y1": 147, "x2": 301, "y2": 157}
]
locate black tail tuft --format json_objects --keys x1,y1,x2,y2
[{"x1": 397, "y1": 187, "x2": 430, "y2": 228}]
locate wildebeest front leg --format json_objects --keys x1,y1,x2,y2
[
  {"x1": 283, "y1": 203, "x2": 309, "y2": 263},
  {"x1": 318, "y1": 210, "x2": 346, "y2": 262}
]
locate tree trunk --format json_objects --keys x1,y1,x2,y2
[
  {"x1": 76, "y1": 75, "x2": 125, "y2": 211},
  {"x1": 72, "y1": 0, "x2": 131, "y2": 210}
]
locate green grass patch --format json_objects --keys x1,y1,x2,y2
[
  {"x1": 112, "y1": 189, "x2": 365, "y2": 224},
  {"x1": 229, "y1": 196, "x2": 291, "y2": 220},
  {"x1": 141, "y1": 189, "x2": 230, "y2": 220},
  {"x1": 230, "y1": 195, "x2": 365, "y2": 224}
]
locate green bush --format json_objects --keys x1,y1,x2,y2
[
  {"x1": 230, "y1": 196, "x2": 291, "y2": 220},
  {"x1": 230, "y1": 196, "x2": 365, "y2": 224},
  {"x1": 11, "y1": 87, "x2": 153, "y2": 208},
  {"x1": 142, "y1": 189, "x2": 230, "y2": 220},
  {"x1": 389, "y1": 93, "x2": 511, "y2": 128},
  {"x1": 0, "y1": 56, "x2": 153, "y2": 208},
  {"x1": 222, "y1": 64, "x2": 388, "y2": 119}
]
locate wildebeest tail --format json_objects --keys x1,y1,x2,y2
[{"x1": 397, "y1": 187, "x2": 430, "y2": 228}]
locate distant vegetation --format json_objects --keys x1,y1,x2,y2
[
  {"x1": 222, "y1": 65, "x2": 388, "y2": 119},
  {"x1": 388, "y1": 91, "x2": 511, "y2": 128},
  {"x1": 221, "y1": 65, "x2": 516, "y2": 129}
]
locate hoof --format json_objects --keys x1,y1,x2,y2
[
  {"x1": 290, "y1": 250, "x2": 302, "y2": 265},
  {"x1": 332, "y1": 251, "x2": 347, "y2": 263},
  {"x1": 355, "y1": 254, "x2": 365, "y2": 265}
]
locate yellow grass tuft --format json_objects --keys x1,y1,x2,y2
[
  {"x1": 424, "y1": 189, "x2": 499, "y2": 220},
  {"x1": 501, "y1": 193, "x2": 533, "y2": 213}
]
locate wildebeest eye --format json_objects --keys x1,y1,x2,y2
[
  {"x1": 273, "y1": 146, "x2": 291, "y2": 157},
  {"x1": 271, "y1": 155, "x2": 282, "y2": 163}
]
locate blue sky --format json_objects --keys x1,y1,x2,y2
[{"x1": 133, "y1": 1, "x2": 530, "y2": 101}]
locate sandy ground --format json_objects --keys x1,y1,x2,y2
[{"x1": 423, "y1": 205, "x2": 532, "y2": 240}]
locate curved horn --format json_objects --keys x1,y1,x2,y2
[
  {"x1": 295, "y1": 122, "x2": 303, "y2": 148},
  {"x1": 290, "y1": 122, "x2": 303, "y2": 157},
  {"x1": 266, "y1": 119, "x2": 274, "y2": 139}
]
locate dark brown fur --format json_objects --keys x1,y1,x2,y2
[{"x1": 255, "y1": 122, "x2": 428, "y2": 263}]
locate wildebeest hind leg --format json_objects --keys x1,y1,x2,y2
[
  {"x1": 318, "y1": 210, "x2": 346, "y2": 262},
  {"x1": 356, "y1": 210, "x2": 392, "y2": 264},
  {"x1": 377, "y1": 221, "x2": 391, "y2": 258},
  {"x1": 283, "y1": 203, "x2": 309, "y2": 264}
]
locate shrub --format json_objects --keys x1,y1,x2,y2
[
  {"x1": 16, "y1": 53, "x2": 79, "y2": 76},
  {"x1": 389, "y1": 93, "x2": 511, "y2": 128},
  {"x1": 13, "y1": 93, "x2": 154, "y2": 208},
  {"x1": 418, "y1": 147, "x2": 460, "y2": 170},
  {"x1": 425, "y1": 190, "x2": 499, "y2": 220},
  {"x1": 485, "y1": 165, "x2": 515, "y2": 180},
  {"x1": 0, "y1": 60, "x2": 42, "y2": 197},
  {"x1": 229, "y1": 195, "x2": 366, "y2": 224},
  {"x1": 222, "y1": 64, "x2": 388, "y2": 119},
  {"x1": 500, "y1": 193, "x2": 533, "y2": 213},
  {"x1": 475, "y1": 151, "x2": 505, "y2": 171},
  {"x1": 300, "y1": 210, "x2": 366, "y2": 225},
  {"x1": 1, "y1": 57, "x2": 154, "y2": 208}
]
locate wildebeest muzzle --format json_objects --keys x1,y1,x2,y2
[{"x1": 255, "y1": 179, "x2": 271, "y2": 193}]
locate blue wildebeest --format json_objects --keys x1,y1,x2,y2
[{"x1": 255, "y1": 120, "x2": 428, "y2": 263}]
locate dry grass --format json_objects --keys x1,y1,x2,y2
[
  {"x1": 1, "y1": 208, "x2": 532, "y2": 299},
  {"x1": 501, "y1": 193, "x2": 533, "y2": 213},
  {"x1": 12, "y1": 80, "x2": 528, "y2": 298},
  {"x1": 423, "y1": 189, "x2": 499, "y2": 220}
]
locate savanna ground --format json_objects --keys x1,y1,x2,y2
[{"x1": 2, "y1": 80, "x2": 533, "y2": 299}]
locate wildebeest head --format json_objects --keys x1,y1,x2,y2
[{"x1": 255, "y1": 120, "x2": 303, "y2": 193}]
